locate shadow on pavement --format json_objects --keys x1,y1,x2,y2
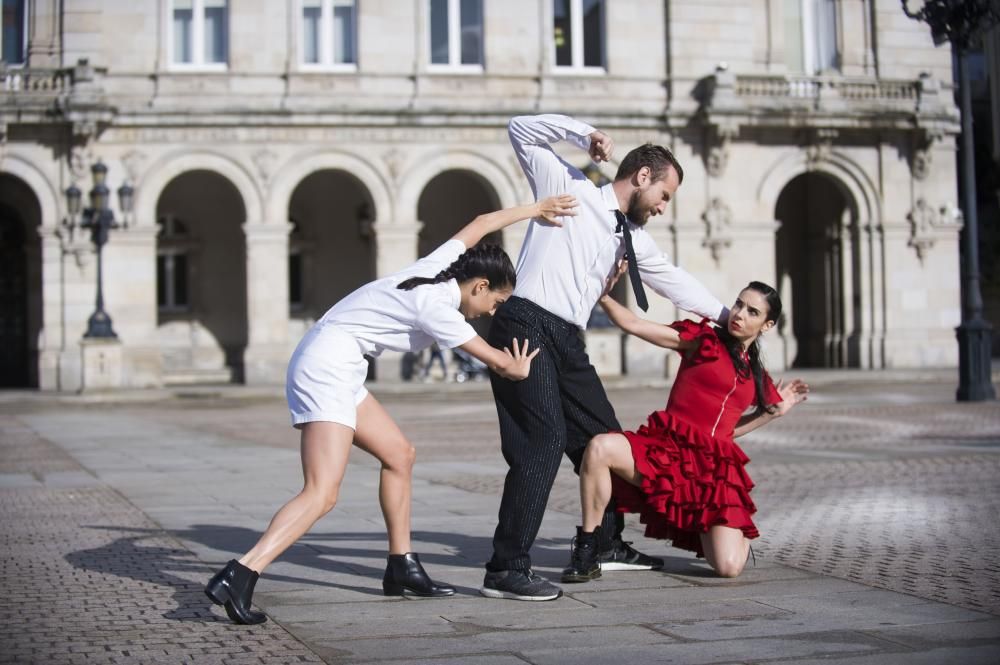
[{"x1": 65, "y1": 525, "x2": 515, "y2": 621}]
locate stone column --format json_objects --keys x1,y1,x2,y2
[
  {"x1": 37, "y1": 227, "x2": 65, "y2": 391},
  {"x1": 375, "y1": 222, "x2": 420, "y2": 277},
  {"x1": 105, "y1": 226, "x2": 162, "y2": 387},
  {"x1": 243, "y1": 222, "x2": 292, "y2": 384}
]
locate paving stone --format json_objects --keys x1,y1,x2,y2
[{"x1": 3, "y1": 378, "x2": 999, "y2": 664}]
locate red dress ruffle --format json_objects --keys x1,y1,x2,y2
[{"x1": 611, "y1": 319, "x2": 781, "y2": 557}]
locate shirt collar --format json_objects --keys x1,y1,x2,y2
[
  {"x1": 600, "y1": 183, "x2": 620, "y2": 212},
  {"x1": 446, "y1": 278, "x2": 462, "y2": 309}
]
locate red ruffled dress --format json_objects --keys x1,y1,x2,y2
[{"x1": 611, "y1": 319, "x2": 783, "y2": 557}]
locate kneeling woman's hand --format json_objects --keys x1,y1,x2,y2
[{"x1": 774, "y1": 379, "x2": 809, "y2": 416}]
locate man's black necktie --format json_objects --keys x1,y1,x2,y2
[{"x1": 614, "y1": 210, "x2": 649, "y2": 312}]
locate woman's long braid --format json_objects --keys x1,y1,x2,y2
[{"x1": 397, "y1": 243, "x2": 515, "y2": 291}]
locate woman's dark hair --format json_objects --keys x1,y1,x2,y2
[
  {"x1": 714, "y1": 281, "x2": 783, "y2": 414},
  {"x1": 397, "y1": 242, "x2": 516, "y2": 293},
  {"x1": 615, "y1": 143, "x2": 684, "y2": 185}
]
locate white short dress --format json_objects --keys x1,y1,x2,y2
[{"x1": 286, "y1": 239, "x2": 478, "y2": 429}]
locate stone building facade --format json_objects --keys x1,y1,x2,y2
[{"x1": 0, "y1": 0, "x2": 965, "y2": 391}]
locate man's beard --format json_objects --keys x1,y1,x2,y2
[{"x1": 626, "y1": 190, "x2": 650, "y2": 226}]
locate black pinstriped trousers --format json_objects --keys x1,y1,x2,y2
[{"x1": 486, "y1": 296, "x2": 624, "y2": 572}]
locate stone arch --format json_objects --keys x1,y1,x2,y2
[
  {"x1": 760, "y1": 150, "x2": 884, "y2": 369},
  {"x1": 397, "y1": 150, "x2": 521, "y2": 222},
  {"x1": 756, "y1": 150, "x2": 879, "y2": 229},
  {"x1": 135, "y1": 151, "x2": 263, "y2": 228},
  {"x1": 0, "y1": 154, "x2": 61, "y2": 228},
  {"x1": 267, "y1": 150, "x2": 393, "y2": 227}
]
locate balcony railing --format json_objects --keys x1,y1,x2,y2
[{"x1": 733, "y1": 75, "x2": 921, "y2": 103}]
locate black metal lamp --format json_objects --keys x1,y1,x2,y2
[
  {"x1": 64, "y1": 161, "x2": 132, "y2": 339},
  {"x1": 903, "y1": 0, "x2": 999, "y2": 401}
]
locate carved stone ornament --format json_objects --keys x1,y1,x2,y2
[
  {"x1": 911, "y1": 148, "x2": 931, "y2": 181},
  {"x1": 705, "y1": 123, "x2": 737, "y2": 178},
  {"x1": 252, "y1": 149, "x2": 278, "y2": 187},
  {"x1": 702, "y1": 197, "x2": 733, "y2": 263},
  {"x1": 706, "y1": 145, "x2": 729, "y2": 178},
  {"x1": 907, "y1": 198, "x2": 944, "y2": 261},
  {"x1": 805, "y1": 128, "x2": 838, "y2": 170},
  {"x1": 382, "y1": 148, "x2": 405, "y2": 181},
  {"x1": 69, "y1": 146, "x2": 93, "y2": 181},
  {"x1": 121, "y1": 150, "x2": 147, "y2": 183}
]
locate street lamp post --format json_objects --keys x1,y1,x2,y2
[
  {"x1": 903, "y1": 0, "x2": 999, "y2": 401},
  {"x1": 64, "y1": 161, "x2": 135, "y2": 340}
]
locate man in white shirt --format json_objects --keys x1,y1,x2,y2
[{"x1": 481, "y1": 114, "x2": 727, "y2": 601}]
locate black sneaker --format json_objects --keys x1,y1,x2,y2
[
  {"x1": 561, "y1": 526, "x2": 602, "y2": 583},
  {"x1": 598, "y1": 539, "x2": 664, "y2": 571},
  {"x1": 480, "y1": 569, "x2": 563, "y2": 601}
]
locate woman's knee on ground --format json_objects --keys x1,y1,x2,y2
[{"x1": 711, "y1": 553, "x2": 746, "y2": 578}]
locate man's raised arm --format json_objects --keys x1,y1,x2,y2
[{"x1": 508, "y1": 114, "x2": 598, "y2": 198}]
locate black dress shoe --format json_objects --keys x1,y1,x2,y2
[
  {"x1": 382, "y1": 552, "x2": 455, "y2": 597},
  {"x1": 561, "y1": 526, "x2": 602, "y2": 583},
  {"x1": 205, "y1": 559, "x2": 268, "y2": 625}
]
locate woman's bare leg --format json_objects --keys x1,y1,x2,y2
[
  {"x1": 579, "y1": 433, "x2": 642, "y2": 532},
  {"x1": 352, "y1": 394, "x2": 416, "y2": 555},
  {"x1": 700, "y1": 525, "x2": 751, "y2": 578},
  {"x1": 239, "y1": 421, "x2": 354, "y2": 573}
]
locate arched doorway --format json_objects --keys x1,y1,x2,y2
[
  {"x1": 155, "y1": 170, "x2": 248, "y2": 383},
  {"x1": 0, "y1": 175, "x2": 42, "y2": 387},
  {"x1": 775, "y1": 172, "x2": 859, "y2": 368},
  {"x1": 417, "y1": 170, "x2": 501, "y2": 256},
  {"x1": 287, "y1": 170, "x2": 376, "y2": 321}
]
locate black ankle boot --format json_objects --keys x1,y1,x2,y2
[
  {"x1": 382, "y1": 552, "x2": 455, "y2": 597},
  {"x1": 205, "y1": 560, "x2": 268, "y2": 625},
  {"x1": 561, "y1": 526, "x2": 602, "y2": 583}
]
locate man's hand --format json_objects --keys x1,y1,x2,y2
[{"x1": 589, "y1": 130, "x2": 614, "y2": 163}]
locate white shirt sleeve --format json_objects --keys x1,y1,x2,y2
[
  {"x1": 416, "y1": 290, "x2": 478, "y2": 350},
  {"x1": 508, "y1": 114, "x2": 596, "y2": 198},
  {"x1": 394, "y1": 238, "x2": 467, "y2": 283},
  {"x1": 631, "y1": 229, "x2": 728, "y2": 321}
]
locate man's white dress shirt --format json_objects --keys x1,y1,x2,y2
[{"x1": 508, "y1": 114, "x2": 726, "y2": 329}]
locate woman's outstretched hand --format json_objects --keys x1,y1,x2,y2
[
  {"x1": 775, "y1": 379, "x2": 810, "y2": 416},
  {"x1": 601, "y1": 258, "x2": 628, "y2": 299},
  {"x1": 535, "y1": 194, "x2": 578, "y2": 227},
  {"x1": 500, "y1": 337, "x2": 541, "y2": 381}
]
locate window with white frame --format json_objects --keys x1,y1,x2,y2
[
  {"x1": 302, "y1": 0, "x2": 357, "y2": 67},
  {"x1": 429, "y1": 0, "x2": 483, "y2": 68},
  {"x1": 784, "y1": 0, "x2": 839, "y2": 74},
  {"x1": 1, "y1": 0, "x2": 27, "y2": 65},
  {"x1": 553, "y1": 0, "x2": 604, "y2": 70},
  {"x1": 171, "y1": 0, "x2": 228, "y2": 68}
]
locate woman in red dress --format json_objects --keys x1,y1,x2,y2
[{"x1": 562, "y1": 280, "x2": 809, "y2": 582}]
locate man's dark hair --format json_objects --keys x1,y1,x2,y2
[{"x1": 614, "y1": 143, "x2": 684, "y2": 185}]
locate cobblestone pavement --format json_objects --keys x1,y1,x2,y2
[
  {"x1": 359, "y1": 378, "x2": 1000, "y2": 615},
  {"x1": 0, "y1": 416, "x2": 324, "y2": 665},
  {"x1": 1, "y1": 373, "x2": 999, "y2": 664}
]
